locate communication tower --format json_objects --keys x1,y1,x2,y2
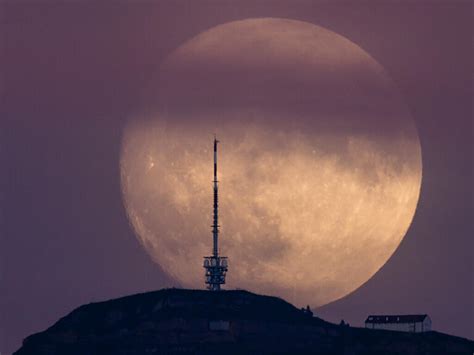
[{"x1": 203, "y1": 136, "x2": 228, "y2": 291}]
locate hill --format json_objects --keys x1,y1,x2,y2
[{"x1": 15, "y1": 288, "x2": 473, "y2": 354}]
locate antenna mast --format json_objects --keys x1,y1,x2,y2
[{"x1": 203, "y1": 136, "x2": 228, "y2": 291}]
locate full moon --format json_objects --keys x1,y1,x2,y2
[{"x1": 120, "y1": 18, "x2": 422, "y2": 307}]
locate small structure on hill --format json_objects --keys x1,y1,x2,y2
[{"x1": 365, "y1": 314, "x2": 431, "y2": 333}]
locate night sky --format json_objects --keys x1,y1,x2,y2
[{"x1": 2, "y1": 1, "x2": 472, "y2": 354}]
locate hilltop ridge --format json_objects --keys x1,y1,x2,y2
[{"x1": 15, "y1": 288, "x2": 473, "y2": 355}]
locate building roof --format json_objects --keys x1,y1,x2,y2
[{"x1": 365, "y1": 315, "x2": 429, "y2": 324}]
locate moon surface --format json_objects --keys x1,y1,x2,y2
[{"x1": 120, "y1": 18, "x2": 422, "y2": 307}]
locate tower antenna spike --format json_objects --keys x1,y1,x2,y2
[{"x1": 203, "y1": 136, "x2": 228, "y2": 291}]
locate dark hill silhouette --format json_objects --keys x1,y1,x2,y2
[{"x1": 15, "y1": 289, "x2": 473, "y2": 355}]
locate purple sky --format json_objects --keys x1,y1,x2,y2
[{"x1": 2, "y1": 1, "x2": 472, "y2": 353}]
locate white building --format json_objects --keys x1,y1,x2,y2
[{"x1": 365, "y1": 314, "x2": 431, "y2": 333}]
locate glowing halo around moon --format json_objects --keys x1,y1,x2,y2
[{"x1": 120, "y1": 18, "x2": 422, "y2": 307}]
